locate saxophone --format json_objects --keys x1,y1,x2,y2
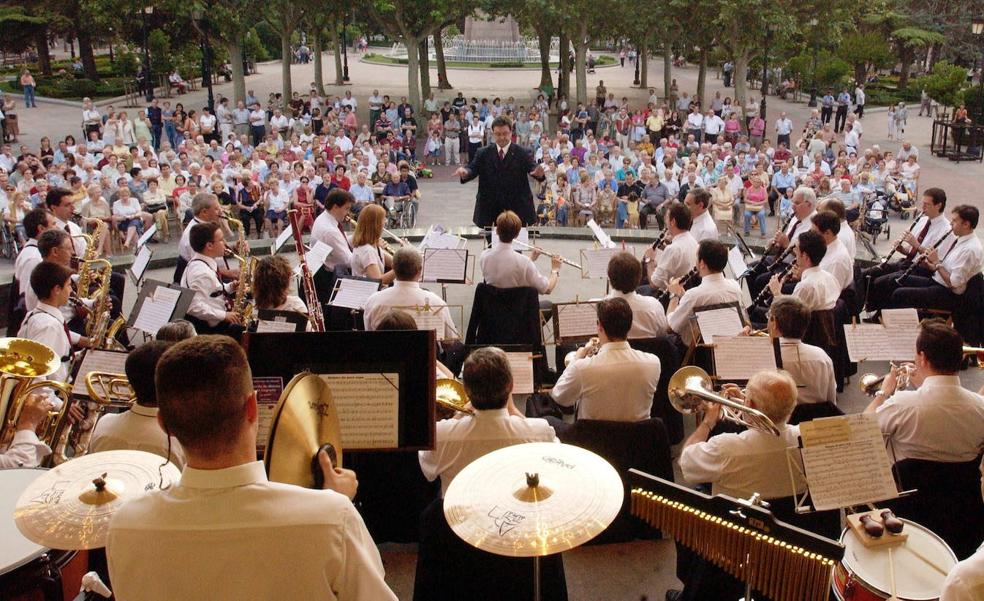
[{"x1": 225, "y1": 216, "x2": 257, "y2": 325}]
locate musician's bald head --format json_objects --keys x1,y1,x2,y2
[
  {"x1": 747, "y1": 370, "x2": 797, "y2": 426},
  {"x1": 495, "y1": 211, "x2": 522, "y2": 243}
]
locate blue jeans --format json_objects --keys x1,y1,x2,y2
[
  {"x1": 744, "y1": 208, "x2": 767, "y2": 235},
  {"x1": 616, "y1": 203, "x2": 628, "y2": 228},
  {"x1": 555, "y1": 205, "x2": 569, "y2": 226},
  {"x1": 164, "y1": 121, "x2": 177, "y2": 148},
  {"x1": 23, "y1": 85, "x2": 35, "y2": 108}
]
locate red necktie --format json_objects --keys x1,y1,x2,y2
[
  {"x1": 63, "y1": 322, "x2": 73, "y2": 349},
  {"x1": 787, "y1": 219, "x2": 800, "y2": 237},
  {"x1": 338, "y1": 222, "x2": 352, "y2": 250},
  {"x1": 499, "y1": 148, "x2": 505, "y2": 161},
  {"x1": 916, "y1": 219, "x2": 931, "y2": 244}
]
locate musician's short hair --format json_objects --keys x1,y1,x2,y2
[
  {"x1": 596, "y1": 297, "x2": 633, "y2": 340},
  {"x1": 375, "y1": 309, "x2": 418, "y2": 330},
  {"x1": 155, "y1": 320, "x2": 197, "y2": 342},
  {"x1": 29, "y1": 260, "x2": 72, "y2": 300},
  {"x1": 462, "y1": 346, "x2": 512, "y2": 410},
  {"x1": 393, "y1": 246, "x2": 422, "y2": 280},
  {"x1": 747, "y1": 370, "x2": 798, "y2": 426},
  {"x1": 768, "y1": 296, "x2": 810, "y2": 339},
  {"x1": 156, "y1": 335, "x2": 253, "y2": 459},
  {"x1": 607, "y1": 252, "x2": 642, "y2": 293},
  {"x1": 325, "y1": 188, "x2": 355, "y2": 209},
  {"x1": 797, "y1": 230, "x2": 827, "y2": 265},
  {"x1": 495, "y1": 210, "x2": 522, "y2": 243},
  {"x1": 818, "y1": 197, "x2": 845, "y2": 221},
  {"x1": 189, "y1": 221, "x2": 221, "y2": 252},
  {"x1": 811, "y1": 210, "x2": 840, "y2": 235},
  {"x1": 37, "y1": 228, "x2": 69, "y2": 258},
  {"x1": 952, "y1": 204, "x2": 979, "y2": 229},
  {"x1": 923, "y1": 187, "x2": 946, "y2": 210},
  {"x1": 45, "y1": 187, "x2": 73, "y2": 209},
  {"x1": 253, "y1": 255, "x2": 291, "y2": 309},
  {"x1": 24, "y1": 208, "x2": 49, "y2": 239},
  {"x1": 191, "y1": 192, "x2": 217, "y2": 216},
  {"x1": 490, "y1": 115, "x2": 513, "y2": 131},
  {"x1": 697, "y1": 240, "x2": 728, "y2": 273},
  {"x1": 917, "y1": 318, "x2": 963, "y2": 374},
  {"x1": 125, "y1": 341, "x2": 173, "y2": 408},
  {"x1": 668, "y1": 202, "x2": 692, "y2": 231},
  {"x1": 688, "y1": 188, "x2": 711, "y2": 210},
  {"x1": 794, "y1": 186, "x2": 816, "y2": 207}
]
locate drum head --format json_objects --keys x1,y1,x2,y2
[
  {"x1": 0, "y1": 469, "x2": 48, "y2": 574},
  {"x1": 840, "y1": 519, "x2": 958, "y2": 600}
]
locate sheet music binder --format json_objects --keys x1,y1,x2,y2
[
  {"x1": 125, "y1": 279, "x2": 195, "y2": 333},
  {"x1": 421, "y1": 248, "x2": 469, "y2": 284},
  {"x1": 552, "y1": 300, "x2": 600, "y2": 344},
  {"x1": 255, "y1": 309, "x2": 308, "y2": 333}
]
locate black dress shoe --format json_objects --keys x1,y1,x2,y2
[{"x1": 665, "y1": 590, "x2": 683, "y2": 601}]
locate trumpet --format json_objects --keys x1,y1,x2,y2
[
  {"x1": 564, "y1": 337, "x2": 601, "y2": 367},
  {"x1": 512, "y1": 239, "x2": 583, "y2": 269},
  {"x1": 667, "y1": 366, "x2": 781, "y2": 436},
  {"x1": 435, "y1": 378, "x2": 475, "y2": 419},
  {"x1": 747, "y1": 328, "x2": 771, "y2": 337},
  {"x1": 859, "y1": 363, "x2": 914, "y2": 395}
]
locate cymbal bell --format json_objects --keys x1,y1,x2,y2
[
  {"x1": 14, "y1": 450, "x2": 181, "y2": 550},
  {"x1": 443, "y1": 442, "x2": 623, "y2": 557}
]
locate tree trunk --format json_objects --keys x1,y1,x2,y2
[
  {"x1": 663, "y1": 45, "x2": 672, "y2": 97},
  {"x1": 734, "y1": 52, "x2": 750, "y2": 109},
  {"x1": 854, "y1": 63, "x2": 866, "y2": 87},
  {"x1": 898, "y1": 49, "x2": 912, "y2": 90},
  {"x1": 434, "y1": 27, "x2": 452, "y2": 89},
  {"x1": 696, "y1": 46, "x2": 708, "y2": 107},
  {"x1": 534, "y1": 23, "x2": 552, "y2": 91},
  {"x1": 574, "y1": 22, "x2": 588, "y2": 105},
  {"x1": 312, "y1": 30, "x2": 325, "y2": 95},
  {"x1": 228, "y1": 38, "x2": 246, "y2": 104},
  {"x1": 35, "y1": 28, "x2": 52, "y2": 76},
  {"x1": 330, "y1": 22, "x2": 343, "y2": 86},
  {"x1": 77, "y1": 28, "x2": 98, "y2": 80},
  {"x1": 418, "y1": 37, "x2": 431, "y2": 100},
  {"x1": 404, "y1": 35, "x2": 422, "y2": 123},
  {"x1": 281, "y1": 30, "x2": 293, "y2": 101},
  {"x1": 639, "y1": 41, "x2": 648, "y2": 88}
]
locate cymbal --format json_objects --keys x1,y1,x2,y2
[
  {"x1": 14, "y1": 450, "x2": 181, "y2": 550},
  {"x1": 443, "y1": 442, "x2": 623, "y2": 557}
]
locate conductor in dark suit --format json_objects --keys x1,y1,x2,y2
[{"x1": 456, "y1": 116, "x2": 545, "y2": 228}]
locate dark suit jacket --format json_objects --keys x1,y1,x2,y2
[{"x1": 460, "y1": 143, "x2": 543, "y2": 227}]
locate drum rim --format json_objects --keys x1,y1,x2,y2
[{"x1": 0, "y1": 469, "x2": 51, "y2": 575}]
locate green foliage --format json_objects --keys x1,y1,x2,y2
[
  {"x1": 913, "y1": 61, "x2": 968, "y2": 109},
  {"x1": 785, "y1": 50, "x2": 851, "y2": 89},
  {"x1": 960, "y1": 86, "x2": 984, "y2": 118},
  {"x1": 0, "y1": 6, "x2": 47, "y2": 55},
  {"x1": 253, "y1": 21, "x2": 282, "y2": 59},
  {"x1": 891, "y1": 27, "x2": 945, "y2": 50},
  {"x1": 147, "y1": 29, "x2": 173, "y2": 77},
  {"x1": 837, "y1": 32, "x2": 893, "y2": 73},
  {"x1": 244, "y1": 29, "x2": 269, "y2": 61}
]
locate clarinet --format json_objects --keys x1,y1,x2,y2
[
  {"x1": 748, "y1": 213, "x2": 792, "y2": 278},
  {"x1": 288, "y1": 209, "x2": 326, "y2": 332},
  {"x1": 658, "y1": 266, "x2": 699, "y2": 302},
  {"x1": 880, "y1": 210, "x2": 923, "y2": 266},
  {"x1": 751, "y1": 261, "x2": 793, "y2": 306},
  {"x1": 893, "y1": 228, "x2": 952, "y2": 285},
  {"x1": 765, "y1": 239, "x2": 798, "y2": 274}
]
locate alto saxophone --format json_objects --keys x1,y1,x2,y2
[{"x1": 225, "y1": 216, "x2": 257, "y2": 324}]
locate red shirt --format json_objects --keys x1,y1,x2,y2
[{"x1": 331, "y1": 175, "x2": 351, "y2": 190}]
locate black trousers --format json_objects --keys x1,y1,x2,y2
[
  {"x1": 820, "y1": 106, "x2": 833, "y2": 124},
  {"x1": 834, "y1": 106, "x2": 848, "y2": 132},
  {"x1": 855, "y1": 104, "x2": 865, "y2": 118},
  {"x1": 864, "y1": 263, "x2": 932, "y2": 311},
  {"x1": 184, "y1": 314, "x2": 245, "y2": 340},
  {"x1": 638, "y1": 203, "x2": 663, "y2": 229},
  {"x1": 889, "y1": 275, "x2": 961, "y2": 312}
]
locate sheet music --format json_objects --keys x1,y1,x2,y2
[
  {"x1": 253, "y1": 376, "x2": 284, "y2": 451},
  {"x1": 419, "y1": 224, "x2": 465, "y2": 250},
  {"x1": 843, "y1": 323, "x2": 918, "y2": 361},
  {"x1": 492, "y1": 225, "x2": 530, "y2": 248},
  {"x1": 71, "y1": 349, "x2": 129, "y2": 397},
  {"x1": 881, "y1": 308, "x2": 920, "y2": 328},
  {"x1": 128, "y1": 244, "x2": 152, "y2": 283},
  {"x1": 256, "y1": 317, "x2": 300, "y2": 333},
  {"x1": 296, "y1": 240, "x2": 332, "y2": 275},
  {"x1": 586, "y1": 219, "x2": 616, "y2": 248},
  {"x1": 580, "y1": 248, "x2": 620, "y2": 279},
  {"x1": 397, "y1": 305, "x2": 454, "y2": 340},
  {"x1": 422, "y1": 248, "x2": 468, "y2": 282},
  {"x1": 799, "y1": 414, "x2": 899, "y2": 510},
  {"x1": 727, "y1": 246, "x2": 748, "y2": 279},
  {"x1": 136, "y1": 223, "x2": 157, "y2": 249},
  {"x1": 556, "y1": 302, "x2": 598, "y2": 340},
  {"x1": 320, "y1": 373, "x2": 399, "y2": 448},
  {"x1": 329, "y1": 278, "x2": 380, "y2": 310},
  {"x1": 273, "y1": 223, "x2": 294, "y2": 254},
  {"x1": 713, "y1": 336, "x2": 777, "y2": 380},
  {"x1": 505, "y1": 352, "x2": 535, "y2": 394},
  {"x1": 694, "y1": 305, "x2": 744, "y2": 343},
  {"x1": 132, "y1": 285, "x2": 181, "y2": 334}
]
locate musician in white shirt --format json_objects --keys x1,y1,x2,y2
[
  {"x1": 666, "y1": 240, "x2": 741, "y2": 347},
  {"x1": 46, "y1": 187, "x2": 87, "y2": 257},
  {"x1": 602, "y1": 252, "x2": 668, "y2": 338},
  {"x1": 310, "y1": 189, "x2": 355, "y2": 271},
  {"x1": 175, "y1": 192, "x2": 234, "y2": 283},
  {"x1": 0, "y1": 393, "x2": 52, "y2": 468},
  {"x1": 685, "y1": 188, "x2": 718, "y2": 242},
  {"x1": 749, "y1": 186, "x2": 817, "y2": 301},
  {"x1": 769, "y1": 230, "x2": 840, "y2": 311},
  {"x1": 865, "y1": 319, "x2": 984, "y2": 463},
  {"x1": 940, "y1": 457, "x2": 984, "y2": 601},
  {"x1": 646, "y1": 203, "x2": 699, "y2": 290},
  {"x1": 108, "y1": 336, "x2": 395, "y2": 601},
  {"x1": 763, "y1": 297, "x2": 837, "y2": 405},
  {"x1": 179, "y1": 222, "x2": 243, "y2": 335},
  {"x1": 364, "y1": 247, "x2": 458, "y2": 339},
  {"x1": 817, "y1": 197, "x2": 856, "y2": 260},
  {"x1": 889, "y1": 205, "x2": 984, "y2": 312},
  {"x1": 551, "y1": 298, "x2": 661, "y2": 422},
  {"x1": 811, "y1": 210, "x2": 853, "y2": 290},
  {"x1": 13, "y1": 208, "x2": 52, "y2": 309},
  {"x1": 89, "y1": 341, "x2": 186, "y2": 468},
  {"x1": 480, "y1": 210, "x2": 562, "y2": 293},
  {"x1": 419, "y1": 346, "x2": 557, "y2": 496},
  {"x1": 18, "y1": 262, "x2": 88, "y2": 383}
]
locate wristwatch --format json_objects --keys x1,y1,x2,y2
[{"x1": 551, "y1": 269, "x2": 560, "y2": 275}]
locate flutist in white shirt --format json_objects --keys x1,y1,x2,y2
[
  {"x1": 480, "y1": 210, "x2": 562, "y2": 293},
  {"x1": 179, "y1": 222, "x2": 243, "y2": 336},
  {"x1": 645, "y1": 203, "x2": 699, "y2": 290},
  {"x1": 666, "y1": 240, "x2": 740, "y2": 347}
]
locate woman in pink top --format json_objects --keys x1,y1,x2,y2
[
  {"x1": 723, "y1": 114, "x2": 741, "y2": 145},
  {"x1": 748, "y1": 115, "x2": 766, "y2": 149},
  {"x1": 743, "y1": 174, "x2": 769, "y2": 236}
]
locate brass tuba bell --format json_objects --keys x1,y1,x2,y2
[{"x1": 436, "y1": 378, "x2": 474, "y2": 419}]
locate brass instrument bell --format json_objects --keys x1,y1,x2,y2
[
  {"x1": 667, "y1": 366, "x2": 781, "y2": 436},
  {"x1": 436, "y1": 378, "x2": 474, "y2": 419}
]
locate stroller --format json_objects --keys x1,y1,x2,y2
[
  {"x1": 856, "y1": 192, "x2": 891, "y2": 242},
  {"x1": 881, "y1": 175, "x2": 916, "y2": 218}
]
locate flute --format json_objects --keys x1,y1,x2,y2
[
  {"x1": 344, "y1": 214, "x2": 406, "y2": 249},
  {"x1": 512, "y1": 239, "x2": 582, "y2": 269}
]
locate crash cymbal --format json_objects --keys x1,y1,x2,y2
[
  {"x1": 443, "y1": 442, "x2": 623, "y2": 557},
  {"x1": 14, "y1": 450, "x2": 181, "y2": 550}
]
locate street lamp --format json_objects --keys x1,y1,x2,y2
[
  {"x1": 973, "y1": 19, "x2": 984, "y2": 124},
  {"x1": 342, "y1": 11, "x2": 350, "y2": 82},
  {"x1": 807, "y1": 17, "x2": 819, "y2": 108},
  {"x1": 141, "y1": 6, "x2": 154, "y2": 102},
  {"x1": 633, "y1": 43, "x2": 640, "y2": 85},
  {"x1": 192, "y1": 4, "x2": 215, "y2": 114},
  {"x1": 761, "y1": 23, "x2": 777, "y2": 119}
]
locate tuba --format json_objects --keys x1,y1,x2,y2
[
  {"x1": 52, "y1": 370, "x2": 137, "y2": 460},
  {"x1": 667, "y1": 366, "x2": 781, "y2": 436},
  {"x1": 435, "y1": 378, "x2": 474, "y2": 419}
]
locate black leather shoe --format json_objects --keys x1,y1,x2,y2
[{"x1": 665, "y1": 590, "x2": 683, "y2": 601}]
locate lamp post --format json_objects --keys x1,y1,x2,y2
[
  {"x1": 141, "y1": 6, "x2": 154, "y2": 101},
  {"x1": 342, "y1": 12, "x2": 350, "y2": 82},
  {"x1": 760, "y1": 23, "x2": 776, "y2": 119},
  {"x1": 192, "y1": 5, "x2": 215, "y2": 114},
  {"x1": 973, "y1": 19, "x2": 984, "y2": 123},
  {"x1": 633, "y1": 44, "x2": 640, "y2": 85},
  {"x1": 807, "y1": 17, "x2": 819, "y2": 107}
]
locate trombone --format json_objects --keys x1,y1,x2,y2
[
  {"x1": 859, "y1": 363, "x2": 914, "y2": 396},
  {"x1": 668, "y1": 366, "x2": 781, "y2": 436},
  {"x1": 512, "y1": 239, "x2": 583, "y2": 270},
  {"x1": 435, "y1": 378, "x2": 475, "y2": 419}
]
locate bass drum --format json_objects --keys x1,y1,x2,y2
[
  {"x1": 832, "y1": 518, "x2": 958, "y2": 601},
  {"x1": 0, "y1": 469, "x2": 87, "y2": 601}
]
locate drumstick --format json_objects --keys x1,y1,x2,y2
[
  {"x1": 887, "y1": 548, "x2": 899, "y2": 601},
  {"x1": 902, "y1": 544, "x2": 949, "y2": 576}
]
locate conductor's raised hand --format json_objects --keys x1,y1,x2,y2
[
  {"x1": 530, "y1": 164, "x2": 545, "y2": 178},
  {"x1": 454, "y1": 166, "x2": 470, "y2": 179},
  {"x1": 319, "y1": 449, "x2": 358, "y2": 500}
]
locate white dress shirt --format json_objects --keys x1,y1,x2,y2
[
  {"x1": 419, "y1": 408, "x2": 557, "y2": 496},
  {"x1": 350, "y1": 244, "x2": 384, "y2": 279},
  {"x1": 941, "y1": 543, "x2": 984, "y2": 601},
  {"x1": 89, "y1": 404, "x2": 186, "y2": 469},
  {"x1": 909, "y1": 213, "x2": 951, "y2": 253},
  {"x1": 311, "y1": 211, "x2": 353, "y2": 271},
  {"x1": 363, "y1": 280, "x2": 458, "y2": 339},
  {"x1": 651, "y1": 231, "x2": 699, "y2": 289},
  {"x1": 933, "y1": 233, "x2": 984, "y2": 294},
  {"x1": 107, "y1": 461, "x2": 396, "y2": 601},
  {"x1": 679, "y1": 424, "x2": 807, "y2": 498},
  {"x1": 784, "y1": 211, "x2": 816, "y2": 247},
  {"x1": 181, "y1": 253, "x2": 232, "y2": 327},
  {"x1": 875, "y1": 375, "x2": 984, "y2": 463},
  {"x1": 177, "y1": 217, "x2": 201, "y2": 262},
  {"x1": 14, "y1": 240, "x2": 40, "y2": 297},
  {"x1": 53, "y1": 215, "x2": 86, "y2": 258},
  {"x1": 0, "y1": 430, "x2": 49, "y2": 468},
  {"x1": 791, "y1": 266, "x2": 840, "y2": 311},
  {"x1": 691, "y1": 211, "x2": 718, "y2": 243},
  {"x1": 837, "y1": 220, "x2": 857, "y2": 260},
  {"x1": 18, "y1": 302, "x2": 71, "y2": 382},
  {"x1": 667, "y1": 272, "x2": 741, "y2": 346},
  {"x1": 604, "y1": 290, "x2": 669, "y2": 339},
  {"x1": 779, "y1": 338, "x2": 837, "y2": 405},
  {"x1": 819, "y1": 238, "x2": 854, "y2": 290},
  {"x1": 480, "y1": 242, "x2": 551, "y2": 293},
  {"x1": 550, "y1": 341, "x2": 660, "y2": 421}
]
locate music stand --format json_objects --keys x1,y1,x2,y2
[
  {"x1": 126, "y1": 279, "x2": 194, "y2": 338},
  {"x1": 127, "y1": 244, "x2": 153, "y2": 286},
  {"x1": 255, "y1": 309, "x2": 308, "y2": 333},
  {"x1": 551, "y1": 300, "x2": 600, "y2": 344}
]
